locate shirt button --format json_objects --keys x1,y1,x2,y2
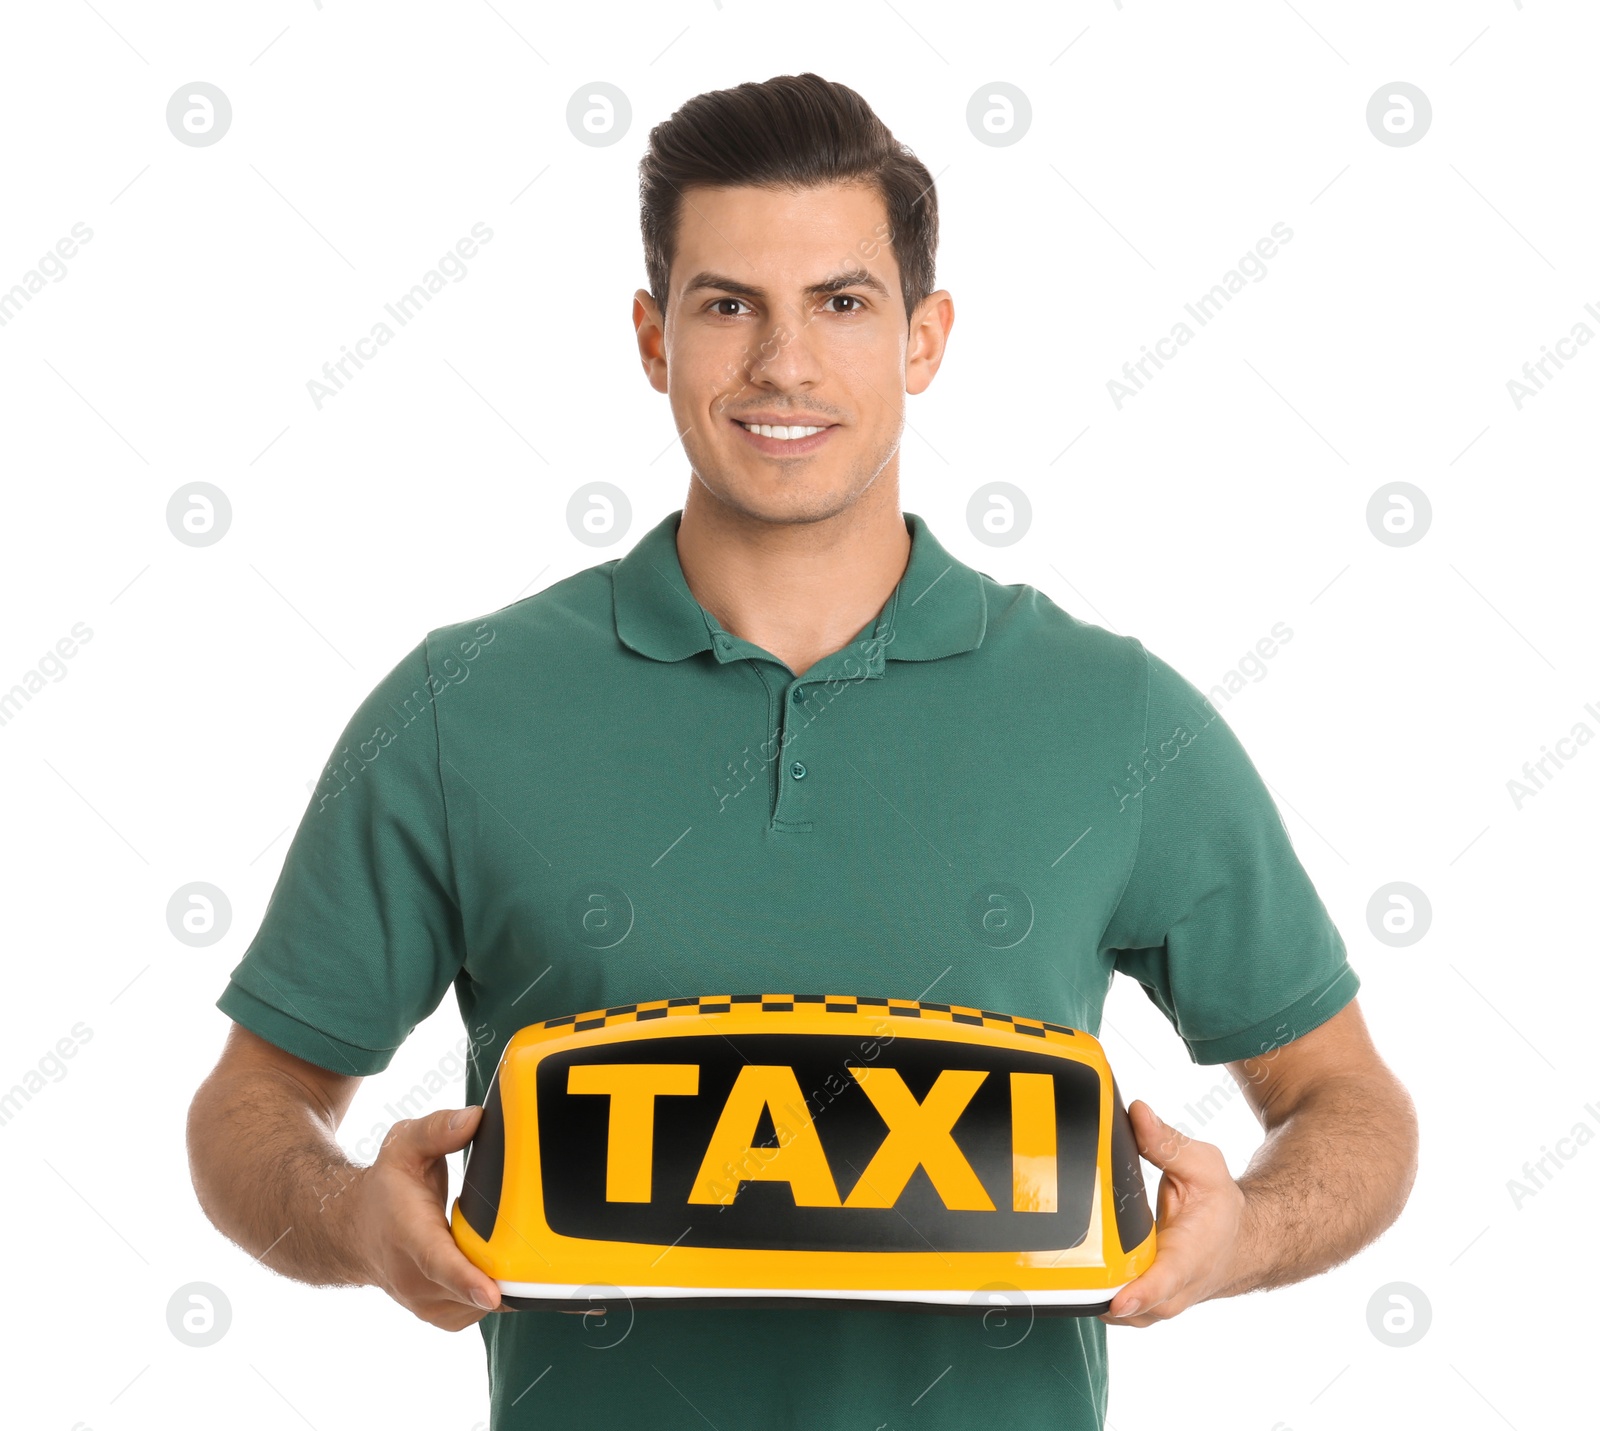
[
  {"x1": 714, "y1": 635, "x2": 731, "y2": 652},
  {"x1": 792, "y1": 687, "x2": 805, "y2": 703},
  {"x1": 790, "y1": 761, "x2": 807, "y2": 780}
]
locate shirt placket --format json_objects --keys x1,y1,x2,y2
[{"x1": 706, "y1": 617, "x2": 889, "y2": 833}]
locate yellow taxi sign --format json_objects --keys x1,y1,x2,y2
[{"x1": 451, "y1": 995, "x2": 1156, "y2": 1312}]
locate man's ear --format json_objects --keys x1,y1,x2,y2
[
  {"x1": 633, "y1": 288, "x2": 669, "y2": 395},
  {"x1": 905, "y1": 289, "x2": 955, "y2": 397}
]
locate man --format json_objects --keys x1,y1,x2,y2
[{"x1": 188, "y1": 73, "x2": 1417, "y2": 1429}]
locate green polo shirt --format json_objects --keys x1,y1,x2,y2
[{"x1": 217, "y1": 507, "x2": 1357, "y2": 1431}]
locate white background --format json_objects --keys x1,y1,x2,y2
[{"x1": 2, "y1": 2, "x2": 1595, "y2": 1428}]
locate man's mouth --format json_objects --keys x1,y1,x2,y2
[{"x1": 735, "y1": 420, "x2": 832, "y2": 441}]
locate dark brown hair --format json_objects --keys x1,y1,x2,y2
[{"x1": 639, "y1": 73, "x2": 938, "y2": 324}]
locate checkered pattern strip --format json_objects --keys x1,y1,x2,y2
[{"x1": 539, "y1": 994, "x2": 1079, "y2": 1042}]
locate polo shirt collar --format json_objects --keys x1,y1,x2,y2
[{"x1": 613, "y1": 508, "x2": 987, "y2": 669}]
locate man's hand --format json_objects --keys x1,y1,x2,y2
[
  {"x1": 1098, "y1": 1002, "x2": 1419, "y2": 1329},
  {"x1": 188, "y1": 1026, "x2": 521, "y2": 1333},
  {"x1": 343, "y1": 1105, "x2": 507, "y2": 1331},
  {"x1": 1100, "y1": 1101, "x2": 1249, "y2": 1327}
]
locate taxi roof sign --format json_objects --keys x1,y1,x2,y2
[{"x1": 451, "y1": 995, "x2": 1156, "y2": 1312}]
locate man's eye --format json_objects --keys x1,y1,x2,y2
[
  {"x1": 710, "y1": 298, "x2": 748, "y2": 317},
  {"x1": 826, "y1": 294, "x2": 866, "y2": 314}
]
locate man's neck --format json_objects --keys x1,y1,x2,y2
[{"x1": 675, "y1": 482, "x2": 912, "y2": 680}]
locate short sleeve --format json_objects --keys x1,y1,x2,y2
[
  {"x1": 215, "y1": 636, "x2": 467, "y2": 1076},
  {"x1": 1098, "y1": 644, "x2": 1359, "y2": 1065}
]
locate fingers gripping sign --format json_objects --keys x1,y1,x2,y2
[
  {"x1": 351, "y1": 1105, "x2": 511, "y2": 1330},
  {"x1": 1100, "y1": 1100, "x2": 1247, "y2": 1328}
]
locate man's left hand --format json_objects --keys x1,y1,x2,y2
[{"x1": 1099, "y1": 1099, "x2": 1253, "y2": 1328}]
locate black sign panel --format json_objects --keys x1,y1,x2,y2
[{"x1": 536, "y1": 1034, "x2": 1102, "y2": 1253}]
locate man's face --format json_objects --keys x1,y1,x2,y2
[{"x1": 634, "y1": 182, "x2": 950, "y2": 524}]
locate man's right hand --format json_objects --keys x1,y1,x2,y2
[{"x1": 344, "y1": 1105, "x2": 508, "y2": 1331}]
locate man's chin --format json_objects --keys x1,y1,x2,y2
[{"x1": 688, "y1": 468, "x2": 859, "y2": 526}]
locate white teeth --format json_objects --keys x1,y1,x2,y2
[{"x1": 740, "y1": 422, "x2": 825, "y2": 440}]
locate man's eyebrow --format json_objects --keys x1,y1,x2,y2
[{"x1": 681, "y1": 267, "x2": 892, "y2": 303}]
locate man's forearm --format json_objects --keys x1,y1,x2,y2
[
  {"x1": 187, "y1": 1064, "x2": 370, "y2": 1287},
  {"x1": 1222, "y1": 1069, "x2": 1419, "y2": 1297}
]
